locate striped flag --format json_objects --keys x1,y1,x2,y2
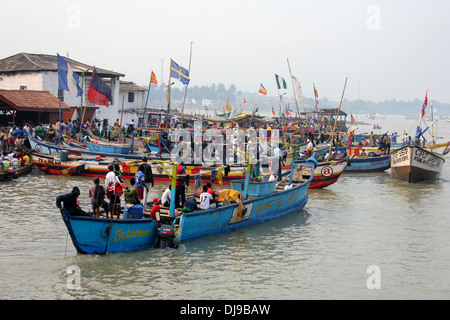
[
  {"x1": 259, "y1": 84, "x2": 267, "y2": 95},
  {"x1": 314, "y1": 83, "x2": 319, "y2": 110}
]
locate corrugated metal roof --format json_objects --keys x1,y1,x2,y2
[
  {"x1": 0, "y1": 89, "x2": 72, "y2": 112},
  {"x1": 0, "y1": 52, "x2": 124, "y2": 77}
]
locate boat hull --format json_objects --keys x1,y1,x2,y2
[
  {"x1": 343, "y1": 155, "x2": 391, "y2": 172},
  {"x1": 31, "y1": 152, "x2": 247, "y2": 184},
  {"x1": 180, "y1": 167, "x2": 313, "y2": 241},
  {"x1": 61, "y1": 210, "x2": 158, "y2": 254},
  {"x1": 390, "y1": 145, "x2": 445, "y2": 183},
  {"x1": 86, "y1": 141, "x2": 131, "y2": 154}
]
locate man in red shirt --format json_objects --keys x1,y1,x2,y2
[{"x1": 150, "y1": 198, "x2": 161, "y2": 220}]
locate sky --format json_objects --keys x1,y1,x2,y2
[{"x1": 2, "y1": 0, "x2": 450, "y2": 103}]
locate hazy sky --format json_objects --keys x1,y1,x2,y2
[{"x1": 2, "y1": 0, "x2": 450, "y2": 103}]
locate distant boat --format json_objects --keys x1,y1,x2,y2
[
  {"x1": 390, "y1": 145, "x2": 445, "y2": 182},
  {"x1": 391, "y1": 90, "x2": 447, "y2": 183}
]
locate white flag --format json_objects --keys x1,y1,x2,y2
[{"x1": 291, "y1": 75, "x2": 303, "y2": 102}]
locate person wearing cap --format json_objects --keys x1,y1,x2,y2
[
  {"x1": 150, "y1": 198, "x2": 161, "y2": 220},
  {"x1": 89, "y1": 177, "x2": 109, "y2": 218}
]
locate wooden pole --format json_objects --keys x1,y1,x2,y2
[
  {"x1": 287, "y1": 58, "x2": 301, "y2": 126},
  {"x1": 142, "y1": 79, "x2": 152, "y2": 128},
  {"x1": 181, "y1": 42, "x2": 193, "y2": 126},
  {"x1": 327, "y1": 77, "x2": 348, "y2": 161}
]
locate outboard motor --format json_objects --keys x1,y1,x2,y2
[
  {"x1": 157, "y1": 223, "x2": 175, "y2": 249},
  {"x1": 5, "y1": 167, "x2": 17, "y2": 181}
]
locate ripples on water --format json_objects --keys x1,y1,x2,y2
[{"x1": 2, "y1": 148, "x2": 450, "y2": 299}]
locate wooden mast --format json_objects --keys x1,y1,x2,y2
[{"x1": 327, "y1": 77, "x2": 348, "y2": 161}]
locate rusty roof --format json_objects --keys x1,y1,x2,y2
[
  {"x1": 0, "y1": 89, "x2": 72, "y2": 112},
  {"x1": 0, "y1": 52, "x2": 124, "y2": 77}
]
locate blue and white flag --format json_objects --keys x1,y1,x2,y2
[
  {"x1": 170, "y1": 59, "x2": 190, "y2": 85},
  {"x1": 57, "y1": 53, "x2": 83, "y2": 97}
]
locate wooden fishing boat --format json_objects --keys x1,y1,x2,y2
[
  {"x1": 85, "y1": 140, "x2": 132, "y2": 154},
  {"x1": 390, "y1": 145, "x2": 445, "y2": 182},
  {"x1": 338, "y1": 154, "x2": 390, "y2": 173},
  {"x1": 178, "y1": 161, "x2": 315, "y2": 241},
  {"x1": 30, "y1": 151, "x2": 248, "y2": 184},
  {"x1": 292, "y1": 158, "x2": 349, "y2": 188},
  {"x1": 27, "y1": 133, "x2": 155, "y2": 160},
  {"x1": 390, "y1": 90, "x2": 447, "y2": 183},
  {"x1": 61, "y1": 155, "x2": 315, "y2": 254},
  {"x1": 0, "y1": 163, "x2": 34, "y2": 181}
]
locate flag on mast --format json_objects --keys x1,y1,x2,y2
[
  {"x1": 275, "y1": 74, "x2": 287, "y2": 90},
  {"x1": 87, "y1": 67, "x2": 111, "y2": 107},
  {"x1": 291, "y1": 76, "x2": 303, "y2": 102},
  {"x1": 170, "y1": 59, "x2": 190, "y2": 85},
  {"x1": 314, "y1": 83, "x2": 319, "y2": 110},
  {"x1": 350, "y1": 114, "x2": 355, "y2": 125},
  {"x1": 57, "y1": 54, "x2": 83, "y2": 97},
  {"x1": 422, "y1": 90, "x2": 428, "y2": 116},
  {"x1": 259, "y1": 84, "x2": 267, "y2": 95},
  {"x1": 272, "y1": 106, "x2": 276, "y2": 117},
  {"x1": 150, "y1": 71, "x2": 158, "y2": 84}
]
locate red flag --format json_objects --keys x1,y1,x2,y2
[
  {"x1": 350, "y1": 114, "x2": 355, "y2": 125},
  {"x1": 244, "y1": 99, "x2": 248, "y2": 105},
  {"x1": 422, "y1": 90, "x2": 428, "y2": 116},
  {"x1": 150, "y1": 71, "x2": 158, "y2": 84},
  {"x1": 87, "y1": 67, "x2": 111, "y2": 107}
]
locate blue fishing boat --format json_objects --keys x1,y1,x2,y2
[
  {"x1": 86, "y1": 141, "x2": 131, "y2": 154},
  {"x1": 61, "y1": 210, "x2": 159, "y2": 254},
  {"x1": 341, "y1": 154, "x2": 390, "y2": 173},
  {"x1": 26, "y1": 133, "x2": 158, "y2": 160},
  {"x1": 61, "y1": 150, "x2": 315, "y2": 253}
]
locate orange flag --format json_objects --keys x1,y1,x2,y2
[{"x1": 150, "y1": 71, "x2": 157, "y2": 84}]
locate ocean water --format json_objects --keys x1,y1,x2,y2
[{"x1": 1, "y1": 115, "x2": 449, "y2": 300}]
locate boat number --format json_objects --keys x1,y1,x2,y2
[{"x1": 321, "y1": 166, "x2": 333, "y2": 177}]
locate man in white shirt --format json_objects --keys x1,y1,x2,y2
[
  {"x1": 199, "y1": 185, "x2": 218, "y2": 210},
  {"x1": 161, "y1": 186, "x2": 171, "y2": 207},
  {"x1": 104, "y1": 164, "x2": 120, "y2": 218}
]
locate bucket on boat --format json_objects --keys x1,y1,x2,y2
[
  {"x1": 58, "y1": 151, "x2": 69, "y2": 162},
  {"x1": 123, "y1": 205, "x2": 144, "y2": 219}
]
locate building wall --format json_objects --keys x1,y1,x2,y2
[
  {"x1": 116, "y1": 90, "x2": 146, "y2": 126},
  {"x1": 0, "y1": 72, "x2": 44, "y2": 90}
]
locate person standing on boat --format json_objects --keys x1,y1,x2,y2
[
  {"x1": 105, "y1": 164, "x2": 122, "y2": 219},
  {"x1": 135, "y1": 166, "x2": 146, "y2": 205},
  {"x1": 56, "y1": 187, "x2": 90, "y2": 216},
  {"x1": 89, "y1": 177, "x2": 110, "y2": 218},
  {"x1": 139, "y1": 157, "x2": 154, "y2": 208},
  {"x1": 383, "y1": 134, "x2": 391, "y2": 154}
]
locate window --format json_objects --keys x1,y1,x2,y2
[
  {"x1": 20, "y1": 86, "x2": 27, "y2": 90},
  {"x1": 128, "y1": 92, "x2": 135, "y2": 103}
]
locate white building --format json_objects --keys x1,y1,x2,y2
[{"x1": 0, "y1": 52, "x2": 126, "y2": 125}]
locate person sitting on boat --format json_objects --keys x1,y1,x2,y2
[
  {"x1": 161, "y1": 186, "x2": 171, "y2": 207},
  {"x1": 125, "y1": 178, "x2": 140, "y2": 206},
  {"x1": 10, "y1": 154, "x2": 20, "y2": 169},
  {"x1": 150, "y1": 198, "x2": 161, "y2": 220},
  {"x1": 183, "y1": 197, "x2": 198, "y2": 213},
  {"x1": 360, "y1": 149, "x2": 367, "y2": 156},
  {"x1": 56, "y1": 187, "x2": 90, "y2": 217},
  {"x1": 200, "y1": 185, "x2": 219, "y2": 210},
  {"x1": 21, "y1": 153, "x2": 30, "y2": 167},
  {"x1": 89, "y1": 177, "x2": 110, "y2": 218}
]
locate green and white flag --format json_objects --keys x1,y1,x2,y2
[{"x1": 275, "y1": 74, "x2": 287, "y2": 90}]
